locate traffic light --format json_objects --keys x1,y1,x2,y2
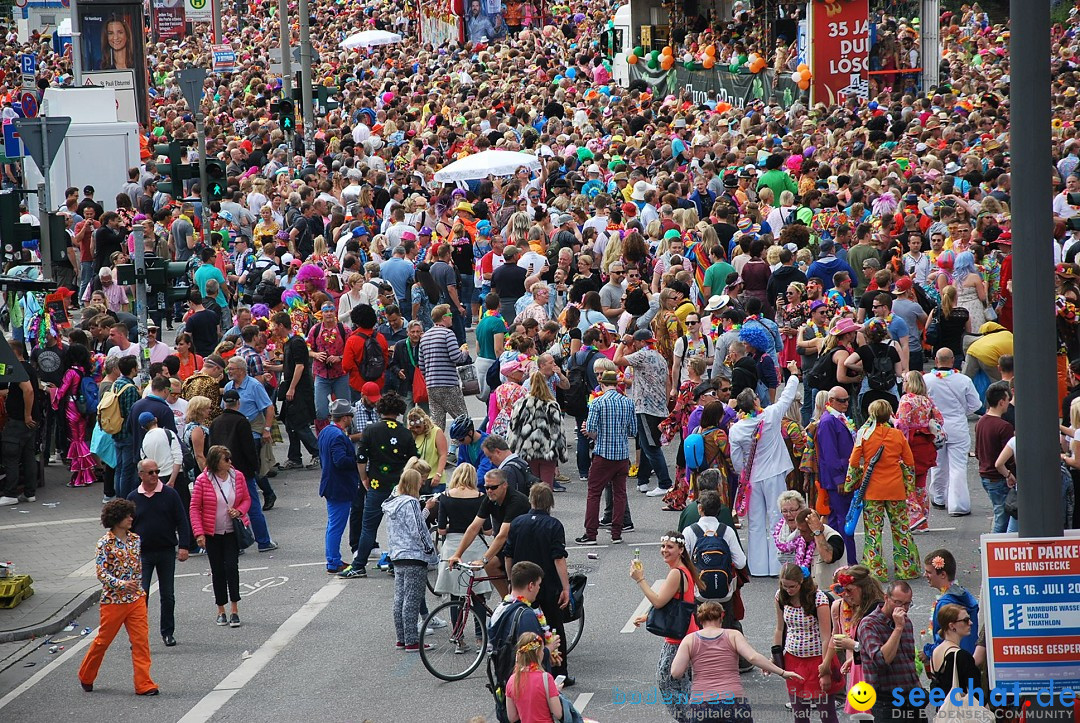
[
  {"x1": 154, "y1": 141, "x2": 198, "y2": 198},
  {"x1": 278, "y1": 99, "x2": 296, "y2": 133},
  {"x1": 315, "y1": 86, "x2": 339, "y2": 112},
  {"x1": 0, "y1": 193, "x2": 38, "y2": 258},
  {"x1": 45, "y1": 213, "x2": 68, "y2": 265},
  {"x1": 205, "y1": 160, "x2": 227, "y2": 201}
]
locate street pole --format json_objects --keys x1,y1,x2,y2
[
  {"x1": 1012, "y1": 0, "x2": 1059, "y2": 538},
  {"x1": 298, "y1": 0, "x2": 314, "y2": 153},
  {"x1": 279, "y1": 0, "x2": 292, "y2": 174},
  {"x1": 131, "y1": 225, "x2": 150, "y2": 382},
  {"x1": 195, "y1": 113, "x2": 211, "y2": 242},
  {"x1": 37, "y1": 116, "x2": 53, "y2": 282},
  {"x1": 212, "y1": 0, "x2": 223, "y2": 44},
  {"x1": 919, "y1": 0, "x2": 939, "y2": 91},
  {"x1": 70, "y1": 0, "x2": 83, "y2": 86}
]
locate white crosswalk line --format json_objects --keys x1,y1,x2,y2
[{"x1": 621, "y1": 580, "x2": 662, "y2": 633}]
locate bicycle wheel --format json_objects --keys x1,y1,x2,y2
[
  {"x1": 419, "y1": 599, "x2": 488, "y2": 681},
  {"x1": 563, "y1": 604, "x2": 584, "y2": 654}
]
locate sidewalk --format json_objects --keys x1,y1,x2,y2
[{"x1": 0, "y1": 461, "x2": 105, "y2": 644}]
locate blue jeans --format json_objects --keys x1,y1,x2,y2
[
  {"x1": 325, "y1": 498, "x2": 351, "y2": 569},
  {"x1": 575, "y1": 416, "x2": 591, "y2": 477},
  {"x1": 350, "y1": 484, "x2": 391, "y2": 569},
  {"x1": 245, "y1": 474, "x2": 272, "y2": 547},
  {"x1": 801, "y1": 383, "x2": 816, "y2": 427},
  {"x1": 314, "y1": 375, "x2": 351, "y2": 421},
  {"x1": 635, "y1": 414, "x2": 672, "y2": 489},
  {"x1": 114, "y1": 439, "x2": 137, "y2": 500},
  {"x1": 79, "y1": 261, "x2": 95, "y2": 301},
  {"x1": 981, "y1": 478, "x2": 1010, "y2": 534}
]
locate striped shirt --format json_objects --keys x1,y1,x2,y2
[
  {"x1": 418, "y1": 324, "x2": 471, "y2": 388},
  {"x1": 585, "y1": 389, "x2": 637, "y2": 461}
]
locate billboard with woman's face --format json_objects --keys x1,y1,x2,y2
[{"x1": 77, "y1": 0, "x2": 148, "y2": 124}]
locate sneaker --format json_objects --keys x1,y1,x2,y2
[
  {"x1": 622, "y1": 523, "x2": 635, "y2": 532},
  {"x1": 215, "y1": 613, "x2": 228, "y2": 626},
  {"x1": 395, "y1": 641, "x2": 406, "y2": 650},
  {"x1": 428, "y1": 615, "x2": 449, "y2": 629},
  {"x1": 579, "y1": 475, "x2": 588, "y2": 482},
  {"x1": 282, "y1": 460, "x2": 303, "y2": 470},
  {"x1": 262, "y1": 494, "x2": 277, "y2": 511},
  {"x1": 327, "y1": 563, "x2": 348, "y2": 574},
  {"x1": 18, "y1": 495, "x2": 36, "y2": 503},
  {"x1": 0, "y1": 496, "x2": 19, "y2": 507},
  {"x1": 403, "y1": 643, "x2": 434, "y2": 653},
  {"x1": 258, "y1": 542, "x2": 279, "y2": 552},
  {"x1": 377, "y1": 553, "x2": 391, "y2": 570},
  {"x1": 417, "y1": 621, "x2": 434, "y2": 636},
  {"x1": 453, "y1": 640, "x2": 470, "y2": 655},
  {"x1": 305, "y1": 458, "x2": 321, "y2": 470},
  {"x1": 645, "y1": 487, "x2": 668, "y2": 497},
  {"x1": 101, "y1": 495, "x2": 116, "y2": 504},
  {"x1": 611, "y1": 536, "x2": 624, "y2": 544},
  {"x1": 555, "y1": 472, "x2": 570, "y2": 482},
  {"x1": 552, "y1": 483, "x2": 568, "y2": 493},
  {"x1": 229, "y1": 614, "x2": 241, "y2": 628},
  {"x1": 598, "y1": 520, "x2": 612, "y2": 528},
  {"x1": 628, "y1": 464, "x2": 639, "y2": 478},
  {"x1": 574, "y1": 535, "x2": 597, "y2": 545},
  {"x1": 339, "y1": 566, "x2": 367, "y2": 579},
  {"x1": 636, "y1": 483, "x2": 649, "y2": 493}
]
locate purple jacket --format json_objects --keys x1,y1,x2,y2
[{"x1": 816, "y1": 412, "x2": 855, "y2": 491}]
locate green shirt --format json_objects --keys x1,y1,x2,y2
[
  {"x1": 703, "y1": 261, "x2": 736, "y2": 296},
  {"x1": 193, "y1": 264, "x2": 228, "y2": 307},
  {"x1": 475, "y1": 313, "x2": 509, "y2": 360},
  {"x1": 757, "y1": 169, "x2": 798, "y2": 201},
  {"x1": 846, "y1": 244, "x2": 881, "y2": 295}
]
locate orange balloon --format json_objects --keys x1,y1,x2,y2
[
  {"x1": 798, "y1": 79, "x2": 810, "y2": 90},
  {"x1": 751, "y1": 58, "x2": 766, "y2": 73},
  {"x1": 797, "y1": 63, "x2": 809, "y2": 72},
  {"x1": 705, "y1": 44, "x2": 716, "y2": 56},
  {"x1": 628, "y1": 53, "x2": 639, "y2": 65},
  {"x1": 703, "y1": 56, "x2": 715, "y2": 69},
  {"x1": 662, "y1": 46, "x2": 672, "y2": 56},
  {"x1": 715, "y1": 102, "x2": 732, "y2": 113},
  {"x1": 661, "y1": 55, "x2": 675, "y2": 70}
]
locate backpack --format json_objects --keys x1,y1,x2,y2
[
  {"x1": 487, "y1": 604, "x2": 531, "y2": 723},
  {"x1": 804, "y1": 348, "x2": 837, "y2": 391},
  {"x1": 561, "y1": 349, "x2": 599, "y2": 419},
  {"x1": 171, "y1": 429, "x2": 200, "y2": 484},
  {"x1": 75, "y1": 375, "x2": 100, "y2": 416},
  {"x1": 865, "y1": 344, "x2": 897, "y2": 391},
  {"x1": 690, "y1": 523, "x2": 734, "y2": 600},
  {"x1": 486, "y1": 357, "x2": 503, "y2": 394},
  {"x1": 97, "y1": 381, "x2": 130, "y2": 435},
  {"x1": 503, "y1": 456, "x2": 541, "y2": 495},
  {"x1": 356, "y1": 330, "x2": 386, "y2": 382}
]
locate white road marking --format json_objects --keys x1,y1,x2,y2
[
  {"x1": 286, "y1": 562, "x2": 327, "y2": 568},
  {"x1": 0, "y1": 583, "x2": 157, "y2": 711},
  {"x1": 621, "y1": 580, "x2": 662, "y2": 633},
  {"x1": 67, "y1": 559, "x2": 98, "y2": 578},
  {"x1": 200, "y1": 576, "x2": 288, "y2": 598},
  {"x1": 0, "y1": 517, "x2": 99, "y2": 531},
  {"x1": 574, "y1": 692, "x2": 594, "y2": 712},
  {"x1": 177, "y1": 579, "x2": 347, "y2": 723},
  {"x1": 566, "y1": 541, "x2": 662, "y2": 551}
]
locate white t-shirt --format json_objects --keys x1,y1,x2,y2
[
  {"x1": 107, "y1": 343, "x2": 142, "y2": 360},
  {"x1": 517, "y1": 251, "x2": 548, "y2": 277},
  {"x1": 169, "y1": 397, "x2": 189, "y2": 431},
  {"x1": 1054, "y1": 192, "x2": 1079, "y2": 220}
]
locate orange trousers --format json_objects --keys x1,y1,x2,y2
[{"x1": 78, "y1": 599, "x2": 157, "y2": 693}]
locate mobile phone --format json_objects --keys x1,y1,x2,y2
[{"x1": 555, "y1": 675, "x2": 566, "y2": 687}]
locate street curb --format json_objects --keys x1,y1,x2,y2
[{"x1": 0, "y1": 587, "x2": 100, "y2": 644}]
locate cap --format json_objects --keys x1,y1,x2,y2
[
  {"x1": 892, "y1": 277, "x2": 913, "y2": 294},
  {"x1": 330, "y1": 399, "x2": 354, "y2": 418},
  {"x1": 632, "y1": 329, "x2": 654, "y2": 342},
  {"x1": 586, "y1": 163, "x2": 601, "y2": 174},
  {"x1": 222, "y1": 389, "x2": 241, "y2": 402},
  {"x1": 204, "y1": 354, "x2": 227, "y2": 370},
  {"x1": 360, "y1": 381, "x2": 382, "y2": 402},
  {"x1": 621, "y1": 202, "x2": 637, "y2": 216},
  {"x1": 663, "y1": 228, "x2": 682, "y2": 241},
  {"x1": 692, "y1": 380, "x2": 716, "y2": 399},
  {"x1": 138, "y1": 412, "x2": 157, "y2": 428},
  {"x1": 419, "y1": 226, "x2": 433, "y2": 236},
  {"x1": 809, "y1": 299, "x2": 827, "y2": 312},
  {"x1": 599, "y1": 369, "x2": 620, "y2": 385}
]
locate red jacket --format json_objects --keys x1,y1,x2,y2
[
  {"x1": 189, "y1": 469, "x2": 252, "y2": 538},
  {"x1": 342, "y1": 325, "x2": 389, "y2": 393}
]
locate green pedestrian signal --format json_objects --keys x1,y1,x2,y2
[
  {"x1": 279, "y1": 99, "x2": 295, "y2": 133},
  {"x1": 205, "y1": 160, "x2": 227, "y2": 201}
]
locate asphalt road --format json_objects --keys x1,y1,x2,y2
[{"x1": 0, "y1": 393, "x2": 996, "y2": 723}]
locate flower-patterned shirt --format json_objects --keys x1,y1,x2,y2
[
  {"x1": 96, "y1": 530, "x2": 145, "y2": 605},
  {"x1": 896, "y1": 393, "x2": 944, "y2": 436},
  {"x1": 490, "y1": 382, "x2": 527, "y2": 439},
  {"x1": 623, "y1": 347, "x2": 671, "y2": 418},
  {"x1": 778, "y1": 588, "x2": 830, "y2": 658}
]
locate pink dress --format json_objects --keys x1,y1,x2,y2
[
  {"x1": 53, "y1": 368, "x2": 95, "y2": 487},
  {"x1": 488, "y1": 382, "x2": 526, "y2": 439}
]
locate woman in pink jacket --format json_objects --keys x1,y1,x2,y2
[{"x1": 189, "y1": 445, "x2": 251, "y2": 628}]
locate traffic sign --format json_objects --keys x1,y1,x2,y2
[
  {"x1": 2, "y1": 121, "x2": 24, "y2": 159},
  {"x1": 19, "y1": 92, "x2": 37, "y2": 119},
  {"x1": 14, "y1": 117, "x2": 71, "y2": 171},
  {"x1": 19, "y1": 54, "x2": 36, "y2": 88}
]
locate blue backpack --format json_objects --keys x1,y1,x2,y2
[
  {"x1": 76, "y1": 376, "x2": 100, "y2": 416},
  {"x1": 690, "y1": 523, "x2": 734, "y2": 600}
]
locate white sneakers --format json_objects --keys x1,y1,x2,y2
[
  {"x1": 0, "y1": 496, "x2": 19, "y2": 506},
  {"x1": 645, "y1": 487, "x2": 669, "y2": 497}
]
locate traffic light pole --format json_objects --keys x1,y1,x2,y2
[
  {"x1": 37, "y1": 182, "x2": 52, "y2": 281},
  {"x1": 131, "y1": 225, "x2": 150, "y2": 382},
  {"x1": 195, "y1": 112, "x2": 212, "y2": 243},
  {"x1": 298, "y1": 0, "x2": 314, "y2": 153}
]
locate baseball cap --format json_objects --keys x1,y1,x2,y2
[
  {"x1": 892, "y1": 277, "x2": 913, "y2": 294},
  {"x1": 138, "y1": 412, "x2": 157, "y2": 428},
  {"x1": 361, "y1": 381, "x2": 381, "y2": 401}
]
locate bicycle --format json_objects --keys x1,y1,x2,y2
[{"x1": 420, "y1": 562, "x2": 503, "y2": 681}]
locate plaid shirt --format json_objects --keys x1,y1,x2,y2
[
  {"x1": 585, "y1": 389, "x2": 637, "y2": 461},
  {"x1": 113, "y1": 376, "x2": 140, "y2": 440},
  {"x1": 238, "y1": 343, "x2": 264, "y2": 378},
  {"x1": 350, "y1": 401, "x2": 381, "y2": 438},
  {"x1": 857, "y1": 604, "x2": 921, "y2": 692}
]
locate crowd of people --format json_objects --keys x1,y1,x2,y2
[{"x1": 0, "y1": 0, "x2": 1073, "y2": 719}]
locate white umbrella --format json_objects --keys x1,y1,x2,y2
[
  {"x1": 433, "y1": 150, "x2": 542, "y2": 183},
  {"x1": 340, "y1": 30, "x2": 403, "y2": 50}
]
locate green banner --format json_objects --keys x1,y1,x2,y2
[{"x1": 627, "y1": 65, "x2": 802, "y2": 109}]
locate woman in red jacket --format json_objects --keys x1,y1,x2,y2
[
  {"x1": 190, "y1": 445, "x2": 251, "y2": 628},
  {"x1": 342, "y1": 305, "x2": 389, "y2": 401}
]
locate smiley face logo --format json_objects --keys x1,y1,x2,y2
[{"x1": 847, "y1": 681, "x2": 876, "y2": 712}]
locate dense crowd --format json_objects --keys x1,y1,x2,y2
[{"x1": 0, "y1": 0, "x2": 1075, "y2": 719}]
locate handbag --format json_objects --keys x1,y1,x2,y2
[
  {"x1": 845, "y1": 445, "x2": 886, "y2": 537},
  {"x1": 412, "y1": 366, "x2": 429, "y2": 404},
  {"x1": 924, "y1": 309, "x2": 941, "y2": 347},
  {"x1": 1005, "y1": 486, "x2": 1019, "y2": 519},
  {"x1": 732, "y1": 421, "x2": 765, "y2": 517},
  {"x1": 563, "y1": 573, "x2": 587, "y2": 623},
  {"x1": 645, "y1": 569, "x2": 696, "y2": 639},
  {"x1": 541, "y1": 673, "x2": 584, "y2": 723},
  {"x1": 458, "y1": 363, "x2": 481, "y2": 396},
  {"x1": 934, "y1": 648, "x2": 994, "y2": 722},
  {"x1": 214, "y1": 474, "x2": 255, "y2": 549},
  {"x1": 928, "y1": 418, "x2": 948, "y2": 449}
]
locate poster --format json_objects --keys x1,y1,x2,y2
[
  {"x1": 82, "y1": 70, "x2": 138, "y2": 122},
  {"x1": 211, "y1": 44, "x2": 236, "y2": 73},
  {"x1": 809, "y1": 0, "x2": 870, "y2": 105},
  {"x1": 627, "y1": 65, "x2": 801, "y2": 110},
  {"x1": 982, "y1": 533, "x2": 1080, "y2": 692},
  {"x1": 44, "y1": 291, "x2": 71, "y2": 330},
  {"x1": 464, "y1": 0, "x2": 506, "y2": 44},
  {"x1": 77, "y1": 0, "x2": 149, "y2": 124},
  {"x1": 184, "y1": 0, "x2": 212, "y2": 23},
  {"x1": 153, "y1": 0, "x2": 186, "y2": 40}
]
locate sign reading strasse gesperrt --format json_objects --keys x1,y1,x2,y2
[{"x1": 982, "y1": 533, "x2": 1080, "y2": 692}]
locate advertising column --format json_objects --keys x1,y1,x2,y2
[
  {"x1": 76, "y1": 0, "x2": 149, "y2": 124},
  {"x1": 808, "y1": 0, "x2": 870, "y2": 105}
]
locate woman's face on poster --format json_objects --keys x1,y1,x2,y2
[{"x1": 107, "y1": 20, "x2": 127, "y2": 52}]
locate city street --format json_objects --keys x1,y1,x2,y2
[{"x1": 0, "y1": 395, "x2": 996, "y2": 722}]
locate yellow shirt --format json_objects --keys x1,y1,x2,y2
[{"x1": 967, "y1": 324, "x2": 1013, "y2": 366}]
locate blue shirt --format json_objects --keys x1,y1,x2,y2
[
  {"x1": 223, "y1": 375, "x2": 273, "y2": 438},
  {"x1": 194, "y1": 263, "x2": 228, "y2": 307},
  {"x1": 380, "y1": 256, "x2": 415, "y2": 301},
  {"x1": 457, "y1": 431, "x2": 493, "y2": 490},
  {"x1": 585, "y1": 389, "x2": 637, "y2": 461}
]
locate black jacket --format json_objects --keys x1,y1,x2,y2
[
  {"x1": 128, "y1": 484, "x2": 192, "y2": 551},
  {"x1": 731, "y1": 356, "x2": 760, "y2": 398},
  {"x1": 208, "y1": 409, "x2": 260, "y2": 482},
  {"x1": 766, "y1": 265, "x2": 809, "y2": 308},
  {"x1": 387, "y1": 339, "x2": 418, "y2": 395}
]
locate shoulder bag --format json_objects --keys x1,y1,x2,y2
[
  {"x1": 645, "y1": 568, "x2": 697, "y2": 639},
  {"x1": 844, "y1": 444, "x2": 886, "y2": 537},
  {"x1": 214, "y1": 473, "x2": 255, "y2": 549},
  {"x1": 542, "y1": 671, "x2": 585, "y2": 723},
  {"x1": 933, "y1": 648, "x2": 994, "y2": 722}
]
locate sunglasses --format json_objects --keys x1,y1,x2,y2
[
  {"x1": 957, "y1": 616, "x2": 972, "y2": 623},
  {"x1": 485, "y1": 483, "x2": 503, "y2": 491},
  {"x1": 686, "y1": 320, "x2": 700, "y2": 325},
  {"x1": 831, "y1": 396, "x2": 850, "y2": 403}
]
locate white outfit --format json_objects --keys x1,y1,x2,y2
[
  {"x1": 728, "y1": 375, "x2": 800, "y2": 576},
  {"x1": 923, "y1": 370, "x2": 981, "y2": 515},
  {"x1": 140, "y1": 427, "x2": 183, "y2": 484}
]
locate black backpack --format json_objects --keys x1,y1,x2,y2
[
  {"x1": 357, "y1": 330, "x2": 387, "y2": 382},
  {"x1": 503, "y1": 456, "x2": 542, "y2": 495},
  {"x1": 865, "y1": 344, "x2": 896, "y2": 391},
  {"x1": 487, "y1": 604, "x2": 531, "y2": 723},
  {"x1": 486, "y1": 357, "x2": 502, "y2": 394},
  {"x1": 690, "y1": 523, "x2": 735, "y2": 600},
  {"x1": 804, "y1": 348, "x2": 837, "y2": 391},
  {"x1": 562, "y1": 349, "x2": 599, "y2": 419}
]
